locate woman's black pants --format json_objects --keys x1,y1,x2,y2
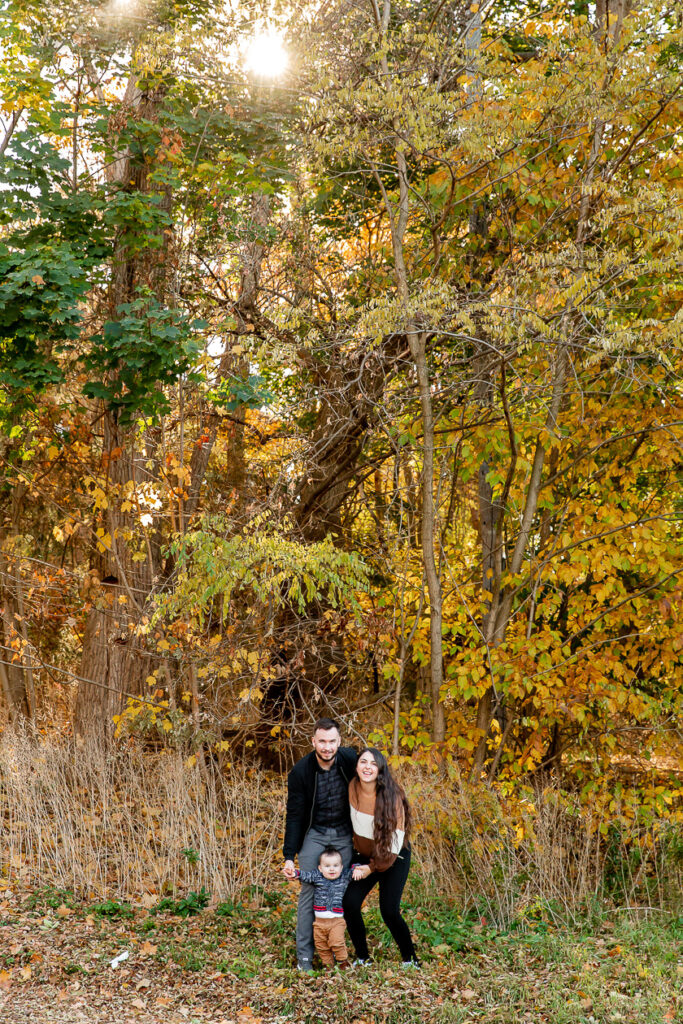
[{"x1": 342, "y1": 847, "x2": 417, "y2": 962}]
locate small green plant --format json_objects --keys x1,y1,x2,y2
[
  {"x1": 175, "y1": 889, "x2": 210, "y2": 916},
  {"x1": 215, "y1": 899, "x2": 238, "y2": 918},
  {"x1": 63, "y1": 961, "x2": 87, "y2": 975},
  {"x1": 24, "y1": 887, "x2": 76, "y2": 912},
  {"x1": 411, "y1": 907, "x2": 482, "y2": 953},
  {"x1": 152, "y1": 896, "x2": 177, "y2": 914},
  {"x1": 89, "y1": 899, "x2": 134, "y2": 919},
  {"x1": 173, "y1": 948, "x2": 205, "y2": 971},
  {"x1": 216, "y1": 953, "x2": 261, "y2": 979},
  {"x1": 182, "y1": 847, "x2": 199, "y2": 865},
  {"x1": 152, "y1": 888, "x2": 210, "y2": 917}
]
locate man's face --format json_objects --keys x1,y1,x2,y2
[
  {"x1": 312, "y1": 727, "x2": 341, "y2": 766},
  {"x1": 318, "y1": 852, "x2": 343, "y2": 880}
]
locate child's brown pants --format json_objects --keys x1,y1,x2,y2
[{"x1": 313, "y1": 915, "x2": 349, "y2": 966}]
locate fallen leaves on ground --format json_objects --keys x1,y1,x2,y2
[{"x1": 0, "y1": 883, "x2": 680, "y2": 1024}]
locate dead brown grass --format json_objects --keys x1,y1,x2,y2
[
  {"x1": 405, "y1": 763, "x2": 683, "y2": 925},
  {"x1": 0, "y1": 732, "x2": 281, "y2": 899},
  {"x1": 1, "y1": 734, "x2": 680, "y2": 924}
]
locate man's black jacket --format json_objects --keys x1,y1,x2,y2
[{"x1": 282, "y1": 747, "x2": 358, "y2": 860}]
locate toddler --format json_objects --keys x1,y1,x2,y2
[{"x1": 294, "y1": 845, "x2": 362, "y2": 969}]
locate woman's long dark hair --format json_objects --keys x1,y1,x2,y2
[{"x1": 356, "y1": 748, "x2": 411, "y2": 861}]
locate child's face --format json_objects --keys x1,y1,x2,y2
[{"x1": 319, "y1": 853, "x2": 343, "y2": 879}]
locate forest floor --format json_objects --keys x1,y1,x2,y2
[{"x1": 0, "y1": 881, "x2": 680, "y2": 1024}]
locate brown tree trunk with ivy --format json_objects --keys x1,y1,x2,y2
[{"x1": 74, "y1": 78, "x2": 170, "y2": 738}]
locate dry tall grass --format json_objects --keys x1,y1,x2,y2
[
  {"x1": 406, "y1": 764, "x2": 683, "y2": 926},
  {"x1": 0, "y1": 733, "x2": 282, "y2": 900},
  {"x1": 1, "y1": 734, "x2": 680, "y2": 924}
]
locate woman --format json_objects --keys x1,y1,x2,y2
[{"x1": 342, "y1": 747, "x2": 419, "y2": 965}]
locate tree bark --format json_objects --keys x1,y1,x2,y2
[
  {"x1": 409, "y1": 330, "x2": 445, "y2": 741},
  {"x1": 74, "y1": 75, "x2": 170, "y2": 738},
  {"x1": 184, "y1": 193, "x2": 272, "y2": 531},
  {"x1": 74, "y1": 579, "x2": 134, "y2": 741},
  {"x1": 0, "y1": 481, "x2": 33, "y2": 722},
  {"x1": 366, "y1": 2, "x2": 447, "y2": 740},
  {"x1": 392, "y1": 133, "x2": 445, "y2": 739}
]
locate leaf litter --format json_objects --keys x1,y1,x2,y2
[{"x1": 0, "y1": 882, "x2": 679, "y2": 1024}]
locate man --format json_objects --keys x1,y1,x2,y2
[{"x1": 282, "y1": 717, "x2": 358, "y2": 971}]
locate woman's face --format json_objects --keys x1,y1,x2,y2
[{"x1": 357, "y1": 751, "x2": 379, "y2": 784}]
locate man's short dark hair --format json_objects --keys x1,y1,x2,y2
[
  {"x1": 319, "y1": 845, "x2": 342, "y2": 864},
  {"x1": 313, "y1": 717, "x2": 340, "y2": 734}
]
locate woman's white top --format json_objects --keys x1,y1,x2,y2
[{"x1": 350, "y1": 804, "x2": 404, "y2": 855}]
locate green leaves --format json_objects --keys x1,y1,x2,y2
[
  {"x1": 0, "y1": 122, "x2": 209, "y2": 424},
  {"x1": 208, "y1": 374, "x2": 274, "y2": 413},
  {"x1": 158, "y1": 514, "x2": 369, "y2": 625},
  {"x1": 103, "y1": 188, "x2": 173, "y2": 256},
  {"x1": 0, "y1": 130, "x2": 109, "y2": 414},
  {"x1": 83, "y1": 297, "x2": 205, "y2": 423},
  {"x1": 0, "y1": 241, "x2": 90, "y2": 393}
]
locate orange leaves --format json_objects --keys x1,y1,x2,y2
[
  {"x1": 237, "y1": 1008, "x2": 263, "y2": 1024},
  {"x1": 158, "y1": 130, "x2": 183, "y2": 163}
]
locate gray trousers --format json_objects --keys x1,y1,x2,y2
[{"x1": 295, "y1": 826, "x2": 353, "y2": 964}]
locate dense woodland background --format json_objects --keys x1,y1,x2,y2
[{"x1": 0, "y1": 0, "x2": 682, "y2": 911}]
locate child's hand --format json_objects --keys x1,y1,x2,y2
[{"x1": 352, "y1": 865, "x2": 367, "y2": 881}]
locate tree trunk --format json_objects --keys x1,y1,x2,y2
[
  {"x1": 184, "y1": 193, "x2": 272, "y2": 531},
  {"x1": 75, "y1": 77, "x2": 170, "y2": 738},
  {"x1": 74, "y1": 579, "x2": 135, "y2": 741},
  {"x1": 409, "y1": 330, "x2": 445, "y2": 742},
  {"x1": 0, "y1": 482, "x2": 33, "y2": 722}
]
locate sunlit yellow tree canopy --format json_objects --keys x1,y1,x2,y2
[{"x1": 0, "y1": 0, "x2": 681, "y2": 837}]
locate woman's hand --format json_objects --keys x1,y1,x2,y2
[{"x1": 352, "y1": 865, "x2": 371, "y2": 881}]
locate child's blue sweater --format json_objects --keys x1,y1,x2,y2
[{"x1": 295, "y1": 866, "x2": 355, "y2": 916}]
